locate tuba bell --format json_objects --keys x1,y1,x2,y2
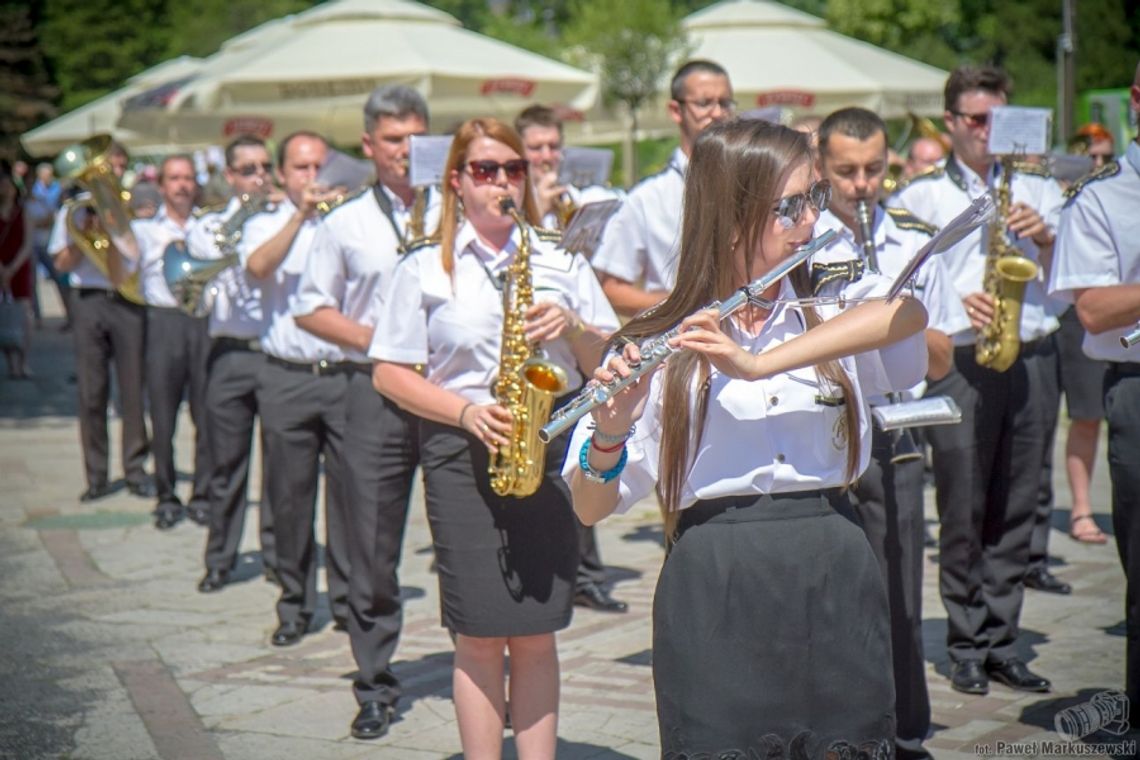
[{"x1": 54, "y1": 135, "x2": 144, "y2": 304}]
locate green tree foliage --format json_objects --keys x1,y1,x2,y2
[
  {"x1": 162, "y1": 0, "x2": 312, "y2": 59},
  {"x1": 0, "y1": 2, "x2": 58, "y2": 160}
]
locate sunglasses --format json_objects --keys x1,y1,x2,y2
[
  {"x1": 466, "y1": 159, "x2": 529, "y2": 184},
  {"x1": 951, "y1": 110, "x2": 990, "y2": 129},
  {"x1": 231, "y1": 162, "x2": 272, "y2": 177},
  {"x1": 675, "y1": 97, "x2": 737, "y2": 114},
  {"x1": 773, "y1": 180, "x2": 831, "y2": 228}
]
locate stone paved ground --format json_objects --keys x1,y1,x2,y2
[{"x1": 0, "y1": 288, "x2": 1129, "y2": 760}]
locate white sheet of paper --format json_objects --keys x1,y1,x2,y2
[
  {"x1": 559, "y1": 199, "x2": 622, "y2": 256},
  {"x1": 557, "y1": 147, "x2": 613, "y2": 189},
  {"x1": 410, "y1": 136, "x2": 453, "y2": 189},
  {"x1": 988, "y1": 106, "x2": 1052, "y2": 156}
]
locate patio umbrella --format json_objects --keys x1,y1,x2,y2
[
  {"x1": 118, "y1": 0, "x2": 598, "y2": 146},
  {"x1": 21, "y1": 56, "x2": 204, "y2": 157}
]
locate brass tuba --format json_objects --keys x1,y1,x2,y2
[
  {"x1": 54, "y1": 135, "x2": 144, "y2": 304},
  {"x1": 489, "y1": 197, "x2": 570, "y2": 498},
  {"x1": 975, "y1": 156, "x2": 1039, "y2": 372},
  {"x1": 163, "y1": 193, "x2": 275, "y2": 316}
]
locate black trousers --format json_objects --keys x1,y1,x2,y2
[
  {"x1": 1104, "y1": 365, "x2": 1140, "y2": 705},
  {"x1": 1030, "y1": 333, "x2": 1061, "y2": 572},
  {"x1": 71, "y1": 289, "x2": 148, "y2": 488},
  {"x1": 576, "y1": 522, "x2": 606, "y2": 588},
  {"x1": 343, "y1": 373, "x2": 420, "y2": 707},
  {"x1": 852, "y1": 427, "x2": 930, "y2": 760},
  {"x1": 202, "y1": 341, "x2": 274, "y2": 574},
  {"x1": 145, "y1": 307, "x2": 211, "y2": 506},
  {"x1": 258, "y1": 360, "x2": 349, "y2": 626},
  {"x1": 926, "y1": 344, "x2": 1048, "y2": 664}
]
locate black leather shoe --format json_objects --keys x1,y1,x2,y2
[
  {"x1": 197, "y1": 568, "x2": 229, "y2": 593},
  {"x1": 79, "y1": 483, "x2": 113, "y2": 502},
  {"x1": 986, "y1": 659, "x2": 1051, "y2": 692},
  {"x1": 186, "y1": 501, "x2": 210, "y2": 527},
  {"x1": 153, "y1": 501, "x2": 184, "y2": 530},
  {"x1": 350, "y1": 701, "x2": 393, "y2": 740},
  {"x1": 575, "y1": 583, "x2": 629, "y2": 613},
  {"x1": 127, "y1": 479, "x2": 156, "y2": 498},
  {"x1": 950, "y1": 661, "x2": 989, "y2": 695},
  {"x1": 1024, "y1": 567, "x2": 1072, "y2": 595},
  {"x1": 264, "y1": 567, "x2": 281, "y2": 587},
  {"x1": 271, "y1": 619, "x2": 309, "y2": 647}
]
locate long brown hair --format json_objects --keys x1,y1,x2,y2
[
  {"x1": 610, "y1": 119, "x2": 861, "y2": 539},
  {"x1": 435, "y1": 117, "x2": 541, "y2": 276}
]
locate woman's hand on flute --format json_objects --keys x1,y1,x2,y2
[
  {"x1": 590, "y1": 341, "x2": 656, "y2": 433},
  {"x1": 669, "y1": 309, "x2": 762, "y2": 380}
]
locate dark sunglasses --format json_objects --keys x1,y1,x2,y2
[
  {"x1": 231, "y1": 162, "x2": 272, "y2": 177},
  {"x1": 951, "y1": 110, "x2": 990, "y2": 129},
  {"x1": 466, "y1": 159, "x2": 529, "y2": 184},
  {"x1": 773, "y1": 180, "x2": 830, "y2": 227}
]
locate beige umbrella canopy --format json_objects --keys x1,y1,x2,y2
[
  {"x1": 20, "y1": 56, "x2": 204, "y2": 157},
  {"x1": 680, "y1": 0, "x2": 948, "y2": 119},
  {"x1": 118, "y1": 0, "x2": 599, "y2": 146}
]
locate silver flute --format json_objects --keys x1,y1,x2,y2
[
  {"x1": 538, "y1": 229, "x2": 838, "y2": 443},
  {"x1": 1121, "y1": 323, "x2": 1140, "y2": 349}
]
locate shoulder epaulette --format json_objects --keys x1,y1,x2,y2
[
  {"x1": 319, "y1": 185, "x2": 369, "y2": 218},
  {"x1": 1012, "y1": 160, "x2": 1052, "y2": 179},
  {"x1": 1063, "y1": 159, "x2": 1122, "y2": 204},
  {"x1": 402, "y1": 233, "x2": 441, "y2": 255},
  {"x1": 532, "y1": 226, "x2": 562, "y2": 244},
  {"x1": 885, "y1": 207, "x2": 937, "y2": 236},
  {"x1": 192, "y1": 202, "x2": 227, "y2": 219},
  {"x1": 892, "y1": 165, "x2": 944, "y2": 193}
]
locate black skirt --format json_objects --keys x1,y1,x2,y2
[
  {"x1": 419, "y1": 418, "x2": 578, "y2": 637},
  {"x1": 654, "y1": 490, "x2": 895, "y2": 759}
]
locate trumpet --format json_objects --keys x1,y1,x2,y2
[{"x1": 539, "y1": 229, "x2": 838, "y2": 443}]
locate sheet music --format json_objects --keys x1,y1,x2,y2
[
  {"x1": 409, "y1": 135, "x2": 453, "y2": 188},
  {"x1": 988, "y1": 106, "x2": 1052, "y2": 156},
  {"x1": 316, "y1": 150, "x2": 374, "y2": 191},
  {"x1": 558, "y1": 199, "x2": 622, "y2": 256},
  {"x1": 887, "y1": 194, "x2": 996, "y2": 301},
  {"x1": 557, "y1": 147, "x2": 613, "y2": 189}
]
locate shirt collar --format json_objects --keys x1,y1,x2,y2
[
  {"x1": 153, "y1": 203, "x2": 190, "y2": 231},
  {"x1": 669, "y1": 147, "x2": 688, "y2": 177},
  {"x1": 455, "y1": 219, "x2": 519, "y2": 267},
  {"x1": 817, "y1": 204, "x2": 900, "y2": 252}
]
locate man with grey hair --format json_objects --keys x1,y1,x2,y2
[{"x1": 293, "y1": 83, "x2": 440, "y2": 741}]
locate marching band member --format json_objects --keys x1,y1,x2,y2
[
  {"x1": 129, "y1": 155, "x2": 210, "y2": 530},
  {"x1": 241, "y1": 131, "x2": 350, "y2": 647},
  {"x1": 50, "y1": 141, "x2": 152, "y2": 503},
  {"x1": 515, "y1": 103, "x2": 627, "y2": 614},
  {"x1": 292, "y1": 85, "x2": 441, "y2": 741},
  {"x1": 564, "y1": 118, "x2": 927, "y2": 758},
  {"x1": 590, "y1": 60, "x2": 734, "y2": 317},
  {"x1": 1048, "y1": 61, "x2": 1140, "y2": 708},
  {"x1": 371, "y1": 117, "x2": 618, "y2": 759},
  {"x1": 814, "y1": 107, "x2": 968, "y2": 760},
  {"x1": 191, "y1": 135, "x2": 278, "y2": 593},
  {"x1": 891, "y1": 65, "x2": 1063, "y2": 696}
]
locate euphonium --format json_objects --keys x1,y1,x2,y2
[
  {"x1": 975, "y1": 156, "x2": 1039, "y2": 372},
  {"x1": 54, "y1": 135, "x2": 144, "y2": 304},
  {"x1": 163, "y1": 193, "x2": 275, "y2": 316},
  {"x1": 489, "y1": 197, "x2": 570, "y2": 498}
]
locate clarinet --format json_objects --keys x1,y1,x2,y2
[
  {"x1": 855, "y1": 199, "x2": 880, "y2": 274},
  {"x1": 538, "y1": 229, "x2": 837, "y2": 443}
]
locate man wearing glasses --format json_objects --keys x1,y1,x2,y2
[
  {"x1": 190, "y1": 135, "x2": 279, "y2": 594},
  {"x1": 591, "y1": 59, "x2": 734, "y2": 317},
  {"x1": 891, "y1": 65, "x2": 1064, "y2": 697}
]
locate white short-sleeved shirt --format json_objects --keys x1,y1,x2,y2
[
  {"x1": 48, "y1": 197, "x2": 113, "y2": 290},
  {"x1": 131, "y1": 205, "x2": 192, "y2": 309},
  {"x1": 590, "y1": 148, "x2": 686, "y2": 291},
  {"x1": 185, "y1": 196, "x2": 267, "y2": 340},
  {"x1": 890, "y1": 154, "x2": 1064, "y2": 345},
  {"x1": 560, "y1": 276, "x2": 929, "y2": 514},
  {"x1": 1048, "y1": 140, "x2": 1140, "y2": 362},
  {"x1": 292, "y1": 185, "x2": 443, "y2": 362},
  {"x1": 239, "y1": 198, "x2": 343, "y2": 363},
  {"x1": 369, "y1": 220, "x2": 621, "y2": 404}
]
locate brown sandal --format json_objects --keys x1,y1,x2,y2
[{"x1": 1069, "y1": 514, "x2": 1108, "y2": 544}]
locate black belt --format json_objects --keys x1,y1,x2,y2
[
  {"x1": 676, "y1": 488, "x2": 845, "y2": 537},
  {"x1": 1107, "y1": 361, "x2": 1140, "y2": 377},
  {"x1": 954, "y1": 337, "x2": 1046, "y2": 359},
  {"x1": 266, "y1": 355, "x2": 370, "y2": 376},
  {"x1": 76, "y1": 287, "x2": 136, "y2": 305},
  {"x1": 213, "y1": 336, "x2": 261, "y2": 353}
]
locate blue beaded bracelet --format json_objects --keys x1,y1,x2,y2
[{"x1": 578, "y1": 436, "x2": 628, "y2": 484}]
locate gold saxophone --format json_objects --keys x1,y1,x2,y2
[
  {"x1": 408, "y1": 187, "x2": 427, "y2": 239},
  {"x1": 55, "y1": 135, "x2": 144, "y2": 304},
  {"x1": 489, "y1": 197, "x2": 570, "y2": 498},
  {"x1": 975, "y1": 156, "x2": 1039, "y2": 372}
]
